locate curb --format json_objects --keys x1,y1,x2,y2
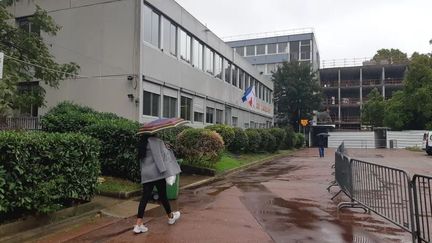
[
  {"x1": 180, "y1": 151, "x2": 294, "y2": 190},
  {"x1": 97, "y1": 189, "x2": 141, "y2": 199}
]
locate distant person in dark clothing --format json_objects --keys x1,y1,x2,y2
[{"x1": 318, "y1": 135, "x2": 325, "y2": 157}]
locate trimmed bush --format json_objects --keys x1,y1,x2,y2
[
  {"x1": 82, "y1": 119, "x2": 140, "y2": 182},
  {"x1": 294, "y1": 133, "x2": 305, "y2": 148},
  {"x1": 176, "y1": 129, "x2": 224, "y2": 167},
  {"x1": 0, "y1": 131, "x2": 100, "y2": 215},
  {"x1": 228, "y1": 127, "x2": 248, "y2": 153},
  {"x1": 256, "y1": 129, "x2": 271, "y2": 152},
  {"x1": 283, "y1": 126, "x2": 296, "y2": 149},
  {"x1": 269, "y1": 128, "x2": 286, "y2": 150},
  {"x1": 41, "y1": 102, "x2": 141, "y2": 182},
  {"x1": 157, "y1": 125, "x2": 191, "y2": 148},
  {"x1": 205, "y1": 124, "x2": 235, "y2": 147},
  {"x1": 245, "y1": 129, "x2": 261, "y2": 153}
]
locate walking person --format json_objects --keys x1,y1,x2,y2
[
  {"x1": 133, "y1": 134, "x2": 182, "y2": 234},
  {"x1": 317, "y1": 134, "x2": 326, "y2": 158}
]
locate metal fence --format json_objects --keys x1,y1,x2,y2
[
  {"x1": 413, "y1": 175, "x2": 432, "y2": 243},
  {"x1": 331, "y1": 142, "x2": 432, "y2": 243},
  {"x1": 0, "y1": 117, "x2": 41, "y2": 130}
]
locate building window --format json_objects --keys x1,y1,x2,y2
[
  {"x1": 194, "y1": 112, "x2": 204, "y2": 122},
  {"x1": 232, "y1": 66, "x2": 238, "y2": 87},
  {"x1": 267, "y1": 43, "x2": 277, "y2": 54},
  {"x1": 204, "y1": 46, "x2": 214, "y2": 74},
  {"x1": 224, "y1": 59, "x2": 231, "y2": 83},
  {"x1": 232, "y1": 117, "x2": 238, "y2": 127},
  {"x1": 235, "y1": 47, "x2": 245, "y2": 56},
  {"x1": 179, "y1": 29, "x2": 191, "y2": 62},
  {"x1": 250, "y1": 121, "x2": 255, "y2": 128},
  {"x1": 192, "y1": 38, "x2": 203, "y2": 70},
  {"x1": 244, "y1": 123, "x2": 249, "y2": 129},
  {"x1": 143, "y1": 91, "x2": 160, "y2": 116},
  {"x1": 162, "y1": 18, "x2": 177, "y2": 56},
  {"x1": 246, "y1": 45, "x2": 255, "y2": 56},
  {"x1": 17, "y1": 17, "x2": 40, "y2": 36},
  {"x1": 278, "y1": 42, "x2": 287, "y2": 53},
  {"x1": 239, "y1": 69, "x2": 244, "y2": 90},
  {"x1": 206, "y1": 107, "x2": 214, "y2": 123},
  {"x1": 143, "y1": 4, "x2": 160, "y2": 47},
  {"x1": 244, "y1": 74, "x2": 250, "y2": 90},
  {"x1": 17, "y1": 82, "x2": 40, "y2": 117},
  {"x1": 256, "y1": 44, "x2": 265, "y2": 55},
  {"x1": 300, "y1": 40, "x2": 311, "y2": 60},
  {"x1": 290, "y1": 41, "x2": 299, "y2": 61},
  {"x1": 214, "y1": 53, "x2": 223, "y2": 79},
  {"x1": 163, "y1": 96, "x2": 177, "y2": 118},
  {"x1": 180, "y1": 96, "x2": 192, "y2": 121},
  {"x1": 215, "y1": 109, "x2": 223, "y2": 124}
]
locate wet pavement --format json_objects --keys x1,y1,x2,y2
[{"x1": 36, "y1": 148, "x2": 414, "y2": 243}]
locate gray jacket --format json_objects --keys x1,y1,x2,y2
[{"x1": 140, "y1": 137, "x2": 181, "y2": 184}]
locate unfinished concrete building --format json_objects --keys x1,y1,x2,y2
[{"x1": 319, "y1": 59, "x2": 407, "y2": 130}]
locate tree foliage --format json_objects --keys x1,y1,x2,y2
[
  {"x1": 0, "y1": 3, "x2": 79, "y2": 116},
  {"x1": 361, "y1": 88, "x2": 385, "y2": 127},
  {"x1": 272, "y1": 61, "x2": 321, "y2": 130},
  {"x1": 372, "y1": 48, "x2": 408, "y2": 64}
]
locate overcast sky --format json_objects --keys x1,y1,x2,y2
[{"x1": 175, "y1": 0, "x2": 432, "y2": 62}]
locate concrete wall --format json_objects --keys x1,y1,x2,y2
[{"x1": 10, "y1": 0, "x2": 140, "y2": 120}]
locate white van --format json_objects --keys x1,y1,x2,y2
[{"x1": 422, "y1": 131, "x2": 432, "y2": 155}]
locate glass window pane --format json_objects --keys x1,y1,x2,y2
[
  {"x1": 152, "y1": 93, "x2": 160, "y2": 116},
  {"x1": 181, "y1": 96, "x2": 192, "y2": 120},
  {"x1": 186, "y1": 34, "x2": 191, "y2": 62},
  {"x1": 215, "y1": 54, "x2": 223, "y2": 79},
  {"x1": 232, "y1": 66, "x2": 238, "y2": 87},
  {"x1": 206, "y1": 107, "x2": 214, "y2": 123},
  {"x1": 256, "y1": 44, "x2": 265, "y2": 55},
  {"x1": 162, "y1": 17, "x2": 170, "y2": 52},
  {"x1": 278, "y1": 42, "x2": 287, "y2": 53},
  {"x1": 290, "y1": 41, "x2": 299, "y2": 61},
  {"x1": 192, "y1": 38, "x2": 200, "y2": 68},
  {"x1": 239, "y1": 69, "x2": 244, "y2": 90},
  {"x1": 246, "y1": 45, "x2": 255, "y2": 56},
  {"x1": 151, "y1": 11, "x2": 160, "y2": 47},
  {"x1": 205, "y1": 47, "x2": 214, "y2": 74},
  {"x1": 235, "y1": 47, "x2": 244, "y2": 56},
  {"x1": 224, "y1": 60, "x2": 231, "y2": 83},
  {"x1": 170, "y1": 23, "x2": 177, "y2": 55},
  {"x1": 216, "y1": 109, "x2": 223, "y2": 124},
  {"x1": 194, "y1": 112, "x2": 203, "y2": 122},
  {"x1": 268, "y1": 43, "x2": 277, "y2": 54},
  {"x1": 300, "y1": 40, "x2": 311, "y2": 60},
  {"x1": 143, "y1": 91, "x2": 151, "y2": 115},
  {"x1": 143, "y1": 5, "x2": 152, "y2": 44}
]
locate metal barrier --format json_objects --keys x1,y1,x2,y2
[
  {"x1": 330, "y1": 142, "x2": 432, "y2": 242},
  {"x1": 413, "y1": 175, "x2": 432, "y2": 243},
  {"x1": 350, "y1": 159, "x2": 415, "y2": 235}
]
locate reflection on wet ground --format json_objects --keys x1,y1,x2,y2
[{"x1": 175, "y1": 151, "x2": 410, "y2": 243}]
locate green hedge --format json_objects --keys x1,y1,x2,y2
[
  {"x1": 228, "y1": 127, "x2": 248, "y2": 153},
  {"x1": 282, "y1": 126, "x2": 296, "y2": 149},
  {"x1": 294, "y1": 133, "x2": 305, "y2": 148},
  {"x1": 205, "y1": 124, "x2": 235, "y2": 147},
  {"x1": 269, "y1": 128, "x2": 286, "y2": 150},
  {"x1": 245, "y1": 129, "x2": 261, "y2": 153},
  {"x1": 176, "y1": 129, "x2": 224, "y2": 167},
  {"x1": 41, "y1": 102, "x2": 141, "y2": 182},
  {"x1": 157, "y1": 126, "x2": 191, "y2": 148},
  {"x1": 0, "y1": 131, "x2": 100, "y2": 215}
]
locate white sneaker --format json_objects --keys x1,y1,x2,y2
[
  {"x1": 133, "y1": 224, "x2": 148, "y2": 234},
  {"x1": 168, "y1": 211, "x2": 181, "y2": 225}
]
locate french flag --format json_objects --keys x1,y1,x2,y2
[{"x1": 242, "y1": 85, "x2": 256, "y2": 107}]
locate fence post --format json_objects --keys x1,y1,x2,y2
[{"x1": 410, "y1": 179, "x2": 419, "y2": 243}]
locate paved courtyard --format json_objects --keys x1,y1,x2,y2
[{"x1": 35, "y1": 148, "x2": 431, "y2": 243}]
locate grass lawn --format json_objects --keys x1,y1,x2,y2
[
  {"x1": 96, "y1": 176, "x2": 141, "y2": 193},
  {"x1": 214, "y1": 150, "x2": 293, "y2": 173}
]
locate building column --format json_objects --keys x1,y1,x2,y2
[
  {"x1": 359, "y1": 68, "x2": 363, "y2": 110},
  {"x1": 338, "y1": 69, "x2": 341, "y2": 124},
  {"x1": 382, "y1": 67, "x2": 385, "y2": 98}
]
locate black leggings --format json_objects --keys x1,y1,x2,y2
[{"x1": 137, "y1": 178, "x2": 172, "y2": 218}]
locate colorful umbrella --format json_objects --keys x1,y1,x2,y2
[{"x1": 137, "y1": 118, "x2": 189, "y2": 134}]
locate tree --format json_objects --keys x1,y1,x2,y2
[
  {"x1": 361, "y1": 88, "x2": 385, "y2": 127},
  {"x1": 272, "y1": 61, "x2": 322, "y2": 130},
  {"x1": 383, "y1": 91, "x2": 412, "y2": 130},
  {"x1": 372, "y1": 48, "x2": 408, "y2": 64},
  {"x1": 0, "y1": 2, "x2": 79, "y2": 116}
]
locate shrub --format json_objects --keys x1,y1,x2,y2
[
  {"x1": 205, "y1": 124, "x2": 235, "y2": 147},
  {"x1": 228, "y1": 127, "x2": 248, "y2": 153},
  {"x1": 41, "y1": 102, "x2": 141, "y2": 182},
  {"x1": 0, "y1": 131, "x2": 100, "y2": 215},
  {"x1": 82, "y1": 119, "x2": 140, "y2": 182},
  {"x1": 245, "y1": 129, "x2": 261, "y2": 153},
  {"x1": 294, "y1": 133, "x2": 305, "y2": 148},
  {"x1": 256, "y1": 129, "x2": 272, "y2": 152},
  {"x1": 176, "y1": 129, "x2": 224, "y2": 167},
  {"x1": 282, "y1": 126, "x2": 296, "y2": 149},
  {"x1": 157, "y1": 125, "x2": 191, "y2": 148},
  {"x1": 269, "y1": 128, "x2": 286, "y2": 149}
]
